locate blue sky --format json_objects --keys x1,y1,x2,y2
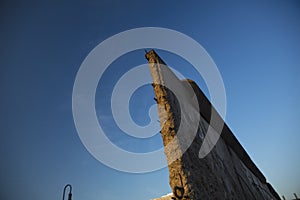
[{"x1": 1, "y1": 0, "x2": 300, "y2": 199}]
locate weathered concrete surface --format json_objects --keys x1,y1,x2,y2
[{"x1": 146, "y1": 50, "x2": 280, "y2": 200}]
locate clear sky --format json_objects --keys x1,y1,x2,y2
[{"x1": 1, "y1": 0, "x2": 300, "y2": 200}]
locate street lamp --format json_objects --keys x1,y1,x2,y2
[{"x1": 62, "y1": 184, "x2": 72, "y2": 200}]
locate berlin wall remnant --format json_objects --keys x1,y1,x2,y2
[{"x1": 145, "y1": 50, "x2": 280, "y2": 200}]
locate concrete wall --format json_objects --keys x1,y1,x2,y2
[{"x1": 146, "y1": 50, "x2": 280, "y2": 200}]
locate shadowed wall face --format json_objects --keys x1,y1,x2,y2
[{"x1": 146, "y1": 50, "x2": 280, "y2": 200}]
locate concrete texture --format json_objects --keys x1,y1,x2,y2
[{"x1": 146, "y1": 50, "x2": 280, "y2": 200}]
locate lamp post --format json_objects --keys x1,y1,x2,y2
[{"x1": 62, "y1": 184, "x2": 72, "y2": 200}]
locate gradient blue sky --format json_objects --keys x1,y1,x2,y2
[{"x1": 1, "y1": 1, "x2": 300, "y2": 200}]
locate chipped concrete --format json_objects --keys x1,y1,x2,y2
[{"x1": 146, "y1": 50, "x2": 280, "y2": 200}]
